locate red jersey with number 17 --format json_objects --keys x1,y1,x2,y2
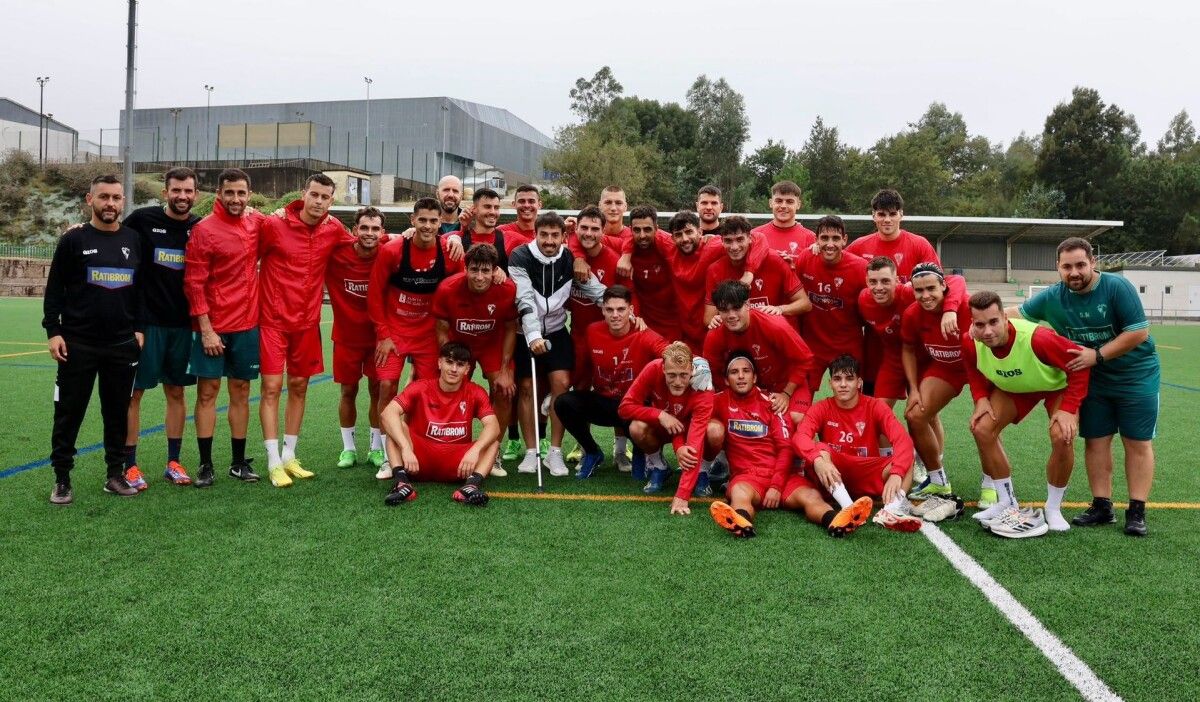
[
  {"x1": 793, "y1": 250, "x2": 868, "y2": 360},
  {"x1": 575, "y1": 321, "x2": 668, "y2": 398},
  {"x1": 395, "y1": 379, "x2": 494, "y2": 445}
]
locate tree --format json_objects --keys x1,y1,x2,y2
[
  {"x1": 569, "y1": 66, "x2": 624, "y2": 122},
  {"x1": 1011, "y1": 182, "x2": 1066, "y2": 218},
  {"x1": 1157, "y1": 110, "x2": 1197, "y2": 159},
  {"x1": 542, "y1": 123, "x2": 646, "y2": 207},
  {"x1": 1035, "y1": 87, "x2": 1141, "y2": 219},
  {"x1": 740, "y1": 140, "x2": 794, "y2": 204},
  {"x1": 801, "y1": 116, "x2": 849, "y2": 211},
  {"x1": 686, "y1": 75, "x2": 750, "y2": 194}
]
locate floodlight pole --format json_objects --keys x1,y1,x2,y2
[
  {"x1": 122, "y1": 0, "x2": 137, "y2": 216},
  {"x1": 36, "y1": 76, "x2": 50, "y2": 167},
  {"x1": 169, "y1": 107, "x2": 182, "y2": 161},
  {"x1": 364, "y1": 76, "x2": 373, "y2": 139},
  {"x1": 204, "y1": 84, "x2": 214, "y2": 160},
  {"x1": 440, "y1": 101, "x2": 449, "y2": 177}
]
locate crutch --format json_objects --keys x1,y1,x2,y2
[{"x1": 530, "y1": 341, "x2": 545, "y2": 493}]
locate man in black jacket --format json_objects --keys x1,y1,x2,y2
[{"x1": 43, "y1": 175, "x2": 144, "y2": 504}]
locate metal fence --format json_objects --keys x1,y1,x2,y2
[{"x1": 0, "y1": 243, "x2": 57, "y2": 260}]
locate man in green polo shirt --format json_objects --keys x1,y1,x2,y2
[
  {"x1": 1008, "y1": 237, "x2": 1159, "y2": 536},
  {"x1": 964, "y1": 291, "x2": 1091, "y2": 538}
]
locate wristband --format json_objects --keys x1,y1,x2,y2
[{"x1": 1095, "y1": 347, "x2": 1105, "y2": 364}]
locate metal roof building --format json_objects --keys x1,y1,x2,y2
[
  {"x1": 121, "y1": 96, "x2": 552, "y2": 190},
  {"x1": 0, "y1": 97, "x2": 77, "y2": 162}
]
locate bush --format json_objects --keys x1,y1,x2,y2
[
  {"x1": 191, "y1": 193, "x2": 216, "y2": 217},
  {"x1": 43, "y1": 162, "x2": 120, "y2": 198},
  {"x1": 0, "y1": 150, "x2": 38, "y2": 187}
]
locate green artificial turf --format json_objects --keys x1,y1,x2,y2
[{"x1": 2, "y1": 296, "x2": 1198, "y2": 700}]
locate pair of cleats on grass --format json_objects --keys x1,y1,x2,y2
[
  {"x1": 709, "y1": 496, "x2": 921, "y2": 538},
  {"x1": 385, "y1": 478, "x2": 489, "y2": 507},
  {"x1": 268, "y1": 459, "x2": 314, "y2": 488}
]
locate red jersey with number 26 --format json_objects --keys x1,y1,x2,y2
[{"x1": 395, "y1": 379, "x2": 494, "y2": 445}]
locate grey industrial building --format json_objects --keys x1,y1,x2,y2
[
  {"x1": 0, "y1": 97, "x2": 78, "y2": 162},
  {"x1": 120, "y1": 96, "x2": 552, "y2": 200}
]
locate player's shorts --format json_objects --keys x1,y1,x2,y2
[
  {"x1": 788, "y1": 386, "x2": 813, "y2": 416},
  {"x1": 135, "y1": 324, "x2": 196, "y2": 389},
  {"x1": 872, "y1": 361, "x2": 908, "y2": 401},
  {"x1": 189, "y1": 327, "x2": 260, "y2": 381},
  {"x1": 410, "y1": 438, "x2": 472, "y2": 482},
  {"x1": 259, "y1": 325, "x2": 324, "y2": 377},
  {"x1": 1002, "y1": 389, "x2": 1063, "y2": 425},
  {"x1": 473, "y1": 347, "x2": 508, "y2": 376},
  {"x1": 514, "y1": 327, "x2": 574, "y2": 379},
  {"x1": 1079, "y1": 390, "x2": 1159, "y2": 441},
  {"x1": 782, "y1": 472, "x2": 819, "y2": 499},
  {"x1": 727, "y1": 473, "x2": 774, "y2": 501},
  {"x1": 918, "y1": 363, "x2": 966, "y2": 394},
  {"x1": 376, "y1": 336, "x2": 438, "y2": 382},
  {"x1": 332, "y1": 343, "x2": 379, "y2": 385},
  {"x1": 784, "y1": 451, "x2": 894, "y2": 501}
]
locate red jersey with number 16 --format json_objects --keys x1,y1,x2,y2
[{"x1": 793, "y1": 250, "x2": 868, "y2": 360}]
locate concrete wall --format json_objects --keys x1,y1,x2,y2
[
  {"x1": 1113, "y1": 267, "x2": 1200, "y2": 319},
  {"x1": 1, "y1": 119, "x2": 75, "y2": 161},
  {"x1": 1, "y1": 258, "x2": 50, "y2": 297}
]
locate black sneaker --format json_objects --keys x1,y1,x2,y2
[
  {"x1": 50, "y1": 482, "x2": 73, "y2": 505},
  {"x1": 194, "y1": 463, "x2": 215, "y2": 488},
  {"x1": 103, "y1": 476, "x2": 139, "y2": 497},
  {"x1": 384, "y1": 480, "x2": 417, "y2": 506},
  {"x1": 1124, "y1": 509, "x2": 1148, "y2": 537},
  {"x1": 1071, "y1": 498, "x2": 1116, "y2": 527},
  {"x1": 229, "y1": 458, "x2": 260, "y2": 483}
]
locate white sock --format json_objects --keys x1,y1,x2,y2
[
  {"x1": 981, "y1": 474, "x2": 995, "y2": 490},
  {"x1": 648, "y1": 451, "x2": 665, "y2": 470},
  {"x1": 884, "y1": 494, "x2": 908, "y2": 513},
  {"x1": 831, "y1": 483, "x2": 853, "y2": 509},
  {"x1": 340, "y1": 427, "x2": 356, "y2": 452},
  {"x1": 369, "y1": 427, "x2": 383, "y2": 451},
  {"x1": 928, "y1": 468, "x2": 948, "y2": 486},
  {"x1": 880, "y1": 446, "x2": 894, "y2": 457},
  {"x1": 995, "y1": 477, "x2": 1016, "y2": 507},
  {"x1": 282, "y1": 434, "x2": 299, "y2": 462},
  {"x1": 549, "y1": 446, "x2": 562, "y2": 454},
  {"x1": 265, "y1": 439, "x2": 282, "y2": 468},
  {"x1": 1045, "y1": 484, "x2": 1070, "y2": 530}
]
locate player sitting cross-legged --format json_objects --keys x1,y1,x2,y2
[
  {"x1": 787, "y1": 355, "x2": 923, "y2": 536},
  {"x1": 379, "y1": 343, "x2": 500, "y2": 507},
  {"x1": 707, "y1": 353, "x2": 793, "y2": 539}
]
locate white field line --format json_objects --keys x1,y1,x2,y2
[{"x1": 920, "y1": 522, "x2": 1122, "y2": 702}]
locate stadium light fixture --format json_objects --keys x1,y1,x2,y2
[
  {"x1": 364, "y1": 76, "x2": 373, "y2": 139},
  {"x1": 36, "y1": 76, "x2": 49, "y2": 167},
  {"x1": 204, "y1": 84, "x2": 215, "y2": 160}
]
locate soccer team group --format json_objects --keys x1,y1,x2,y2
[{"x1": 41, "y1": 167, "x2": 1161, "y2": 539}]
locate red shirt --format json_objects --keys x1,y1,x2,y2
[
  {"x1": 368, "y1": 236, "x2": 464, "y2": 342},
  {"x1": 751, "y1": 221, "x2": 816, "y2": 262},
  {"x1": 618, "y1": 359, "x2": 714, "y2": 498},
  {"x1": 325, "y1": 234, "x2": 391, "y2": 347},
  {"x1": 627, "y1": 243, "x2": 679, "y2": 338},
  {"x1": 711, "y1": 388, "x2": 791, "y2": 491},
  {"x1": 395, "y1": 379, "x2": 494, "y2": 445},
  {"x1": 846, "y1": 230, "x2": 939, "y2": 283},
  {"x1": 858, "y1": 284, "x2": 916, "y2": 379},
  {"x1": 569, "y1": 244, "x2": 631, "y2": 336},
  {"x1": 258, "y1": 200, "x2": 353, "y2": 330},
  {"x1": 497, "y1": 221, "x2": 535, "y2": 243},
  {"x1": 961, "y1": 323, "x2": 1090, "y2": 414},
  {"x1": 702, "y1": 308, "x2": 813, "y2": 393},
  {"x1": 183, "y1": 199, "x2": 264, "y2": 333},
  {"x1": 431, "y1": 272, "x2": 518, "y2": 354},
  {"x1": 705, "y1": 250, "x2": 801, "y2": 310},
  {"x1": 793, "y1": 395, "x2": 914, "y2": 476},
  {"x1": 464, "y1": 226, "x2": 530, "y2": 256},
  {"x1": 900, "y1": 283, "x2": 972, "y2": 382},
  {"x1": 574, "y1": 321, "x2": 668, "y2": 398},
  {"x1": 793, "y1": 250, "x2": 868, "y2": 360}
]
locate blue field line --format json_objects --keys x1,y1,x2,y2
[
  {"x1": 1163, "y1": 381, "x2": 1200, "y2": 393},
  {"x1": 0, "y1": 374, "x2": 333, "y2": 480}
]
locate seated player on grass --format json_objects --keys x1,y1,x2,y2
[
  {"x1": 379, "y1": 342, "x2": 500, "y2": 507},
  {"x1": 707, "y1": 353, "x2": 793, "y2": 539},
  {"x1": 618, "y1": 342, "x2": 715, "y2": 503},
  {"x1": 788, "y1": 355, "x2": 923, "y2": 536},
  {"x1": 963, "y1": 291, "x2": 1090, "y2": 539}
]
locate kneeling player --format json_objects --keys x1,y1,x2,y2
[
  {"x1": 707, "y1": 353, "x2": 792, "y2": 538},
  {"x1": 379, "y1": 343, "x2": 500, "y2": 507},
  {"x1": 788, "y1": 356, "x2": 923, "y2": 536},
  {"x1": 618, "y1": 342, "x2": 715, "y2": 502}
]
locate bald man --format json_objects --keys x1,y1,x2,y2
[{"x1": 436, "y1": 176, "x2": 464, "y2": 234}]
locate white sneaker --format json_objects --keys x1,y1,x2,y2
[
  {"x1": 375, "y1": 462, "x2": 393, "y2": 480},
  {"x1": 517, "y1": 450, "x2": 539, "y2": 474},
  {"x1": 980, "y1": 506, "x2": 1036, "y2": 531},
  {"x1": 614, "y1": 451, "x2": 632, "y2": 473},
  {"x1": 990, "y1": 507, "x2": 1049, "y2": 539},
  {"x1": 912, "y1": 455, "x2": 928, "y2": 485},
  {"x1": 491, "y1": 455, "x2": 507, "y2": 478},
  {"x1": 917, "y1": 495, "x2": 963, "y2": 522},
  {"x1": 972, "y1": 501, "x2": 1013, "y2": 523},
  {"x1": 545, "y1": 449, "x2": 569, "y2": 477}
]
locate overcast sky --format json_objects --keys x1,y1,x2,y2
[{"x1": 5, "y1": 0, "x2": 1196, "y2": 152}]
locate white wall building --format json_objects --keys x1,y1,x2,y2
[
  {"x1": 0, "y1": 97, "x2": 77, "y2": 162},
  {"x1": 1113, "y1": 267, "x2": 1200, "y2": 319}
]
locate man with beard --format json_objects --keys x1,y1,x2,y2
[
  {"x1": 436, "y1": 175, "x2": 465, "y2": 234},
  {"x1": 257, "y1": 174, "x2": 353, "y2": 487},
  {"x1": 696, "y1": 185, "x2": 724, "y2": 236},
  {"x1": 45, "y1": 175, "x2": 144, "y2": 504},
  {"x1": 1009, "y1": 238, "x2": 1160, "y2": 536},
  {"x1": 117, "y1": 167, "x2": 199, "y2": 490},
  {"x1": 750, "y1": 181, "x2": 816, "y2": 265},
  {"x1": 326, "y1": 207, "x2": 390, "y2": 473},
  {"x1": 457, "y1": 187, "x2": 529, "y2": 271},
  {"x1": 184, "y1": 169, "x2": 266, "y2": 487},
  {"x1": 620, "y1": 205, "x2": 681, "y2": 342}
]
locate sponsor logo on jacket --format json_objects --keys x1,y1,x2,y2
[
  {"x1": 427, "y1": 421, "x2": 469, "y2": 442},
  {"x1": 87, "y1": 267, "x2": 135, "y2": 289},
  {"x1": 343, "y1": 279, "x2": 369, "y2": 298},
  {"x1": 728, "y1": 418, "x2": 768, "y2": 438},
  {"x1": 154, "y1": 247, "x2": 185, "y2": 271}
]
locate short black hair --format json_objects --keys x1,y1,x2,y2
[
  {"x1": 867, "y1": 255, "x2": 897, "y2": 273},
  {"x1": 354, "y1": 206, "x2": 383, "y2": 225},
  {"x1": 90, "y1": 174, "x2": 121, "y2": 188},
  {"x1": 465, "y1": 243, "x2": 499, "y2": 269},
  {"x1": 217, "y1": 168, "x2": 250, "y2": 189},
  {"x1": 828, "y1": 354, "x2": 860, "y2": 379},
  {"x1": 719, "y1": 215, "x2": 752, "y2": 237},
  {"x1": 602, "y1": 284, "x2": 633, "y2": 304},
  {"x1": 628, "y1": 205, "x2": 657, "y2": 225},
  {"x1": 814, "y1": 214, "x2": 846, "y2": 237},
  {"x1": 1056, "y1": 237, "x2": 1094, "y2": 260},
  {"x1": 697, "y1": 185, "x2": 722, "y2": 199},
  {"x1": 412, "y1": 197, "x2": 440, "y2": 216},
  {"x1": 576, "y1": 205, "x2": 603, "y2": 225},
  {"x1": 163, "y1": 167, "x2": 197, "y2": 187},
  {"x1": 968, "y1": 290, "x2": 1003, "y2": 313},
  {"x1": 514, "y1": 184, "x2": 539, "y2": 196},
  {"x1": 711, "y1": 280, "x2": 750, "y2": 311},
  {"x1": 667, "y1": 210, "x2": 700, "y2": 233},
  {"x1": 535, "y1": 211, "x2": 565, "y2": 232},
  {"x1": 439, "y1": 342, "x2": 473, "y2": 363},
  {"x1": 305, "y1": 172, "x2": 336, "y2": 191},
  {"x1": 871, "y1": 189, "x2": 904, "y2": 212},
  {"x1": 473, "y1": 187, "x2": 500, "y2": 203}
]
